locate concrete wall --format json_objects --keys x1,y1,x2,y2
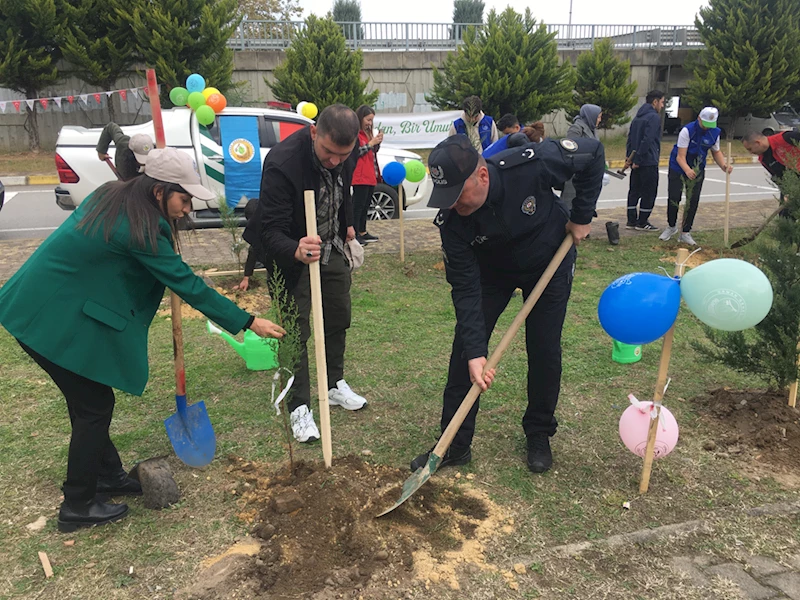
[{"x1": 0, "y1": 48, "x2": 696, "y2": 152}]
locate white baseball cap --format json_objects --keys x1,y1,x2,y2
[
  {"x1": 699, "y1": 107, "x2": 719, "y2": 128},
  {"x1": 143, "y1": 147, "x2": 215, "y2": 201},
  {"x1": 129, "y1": 134, "x2": 154, "y2": 164}
]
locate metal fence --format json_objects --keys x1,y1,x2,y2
[{"x1": 230, "y1": 21, "x2": 702, "y2": 52}]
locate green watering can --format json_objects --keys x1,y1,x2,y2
[{"x1": 206, "y1": 321, "x2": 278, "y2": 371}]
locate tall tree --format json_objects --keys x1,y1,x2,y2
[
  {"x1": 569, "y1": 38, "x2": 638, "y2": 129},
  {"x1": 0, "y1": 0, "x2": 62, "y2": 151},
  {"x1": 451, "y1": 0, "x2": 484, "y2": 40},
  {"x1": 269, "y1": 14, "x2": 378, "y2": 110},
  {"x1": 237, "y1": 0, "x2": 302, "y2": 19},
  {"x1": 61, "y1": 0, "x2": 136, "y2": 123},
  {"x1": 331, "y1": 0, "x2": 363, "y2": 41},
  {"x1": 429, "y1": 7, "x2": 575, "y2": 123},
  {"x1": 122, "y1": 0, "x2": 241, "y2": 105},
  {"x1": 685, "y1": 0, "x2": 800, "y2": 138}
]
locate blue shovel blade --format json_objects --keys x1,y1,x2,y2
[{"x1": 164, "y1": 397, "x2": 216, "y2": 468}]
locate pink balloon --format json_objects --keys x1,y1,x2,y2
[{"x1": 619, "y1": 402, "x2": 679, "y2": 458}]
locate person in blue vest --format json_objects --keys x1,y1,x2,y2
[
  {"x1": 660, "y1": 107, "x2": 733, "y2": 245},
  {"x1": 449, "y1": 96, "x2": 499, "y2": 152},
  {"x1": 483, "y1": 114, "x2": 529, "y2": 159}
]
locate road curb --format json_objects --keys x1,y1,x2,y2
[
  {"x1": 606, "y1": 156, "x2": 759, "y2": 169},
  {"x1": 3, "y1": 174, "x2": 60, "y2": 186}
]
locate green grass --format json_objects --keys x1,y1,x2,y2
[
  {"x1": 0, "y1": 232, "x2": 793, "y2": 599},
  {"x1": 0, "y1": 151, "x2": 56, "y2": 176}
]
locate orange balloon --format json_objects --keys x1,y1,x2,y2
[{"x1": 206, "y1": 93, "x2": 227, "y2": 113}]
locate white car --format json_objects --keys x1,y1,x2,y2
[
  {"x1": 717, "y1": 105, "x2": 800, "y2": 139},
  {"x1": 54, "y1": 107, "x2": 431, "y2": 225}
]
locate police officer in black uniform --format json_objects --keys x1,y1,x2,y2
[{"x1": 410, "y1": 134, "x2": 604, "y2": 474}]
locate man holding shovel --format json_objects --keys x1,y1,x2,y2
[{"x1": 411, "y1": 135, "x2": 604, "y2": 474}]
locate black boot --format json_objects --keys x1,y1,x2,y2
[
  {"x1": 526, "y1": 433, "x2": 553, "y2": 473},
  {"x1": 606, "y1": 221, "x2": 620, "y2": 246},
  {"x1": 58, "y1": 499, "x2": 129, "y2": 533},
  {"x1": 410, "y1": 445, "x2": 471, "y2": 472},
  {"x1": 96, "y1": 469, "x2": 143, "y2": 498}
]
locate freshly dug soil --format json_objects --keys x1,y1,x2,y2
[
  {"x1": 694, "y1": 388, "x2": 800, "y2": 470},
  {"x1": 179, "y1": 455, "x2": 509, "y2": 600}
]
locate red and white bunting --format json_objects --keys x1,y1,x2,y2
[
  {"x1": 120, "y1": 90, "x2": 127, "y2": 101},
  {"x1": 93, "y1": 93, "x2": 101, "y2": 104},
  {"x1": 5, "y1": 87, "x2": 151, "y2": 113},
  {"x1": 79, "y1": 94, "x2": 88, "y2": 104},
  {"x1": 0, "y1": 102, "x2": 5, "y2": 113},
  {"x1": 25, "y1": 99, "x2": 35, "y2": 110},
  {"x1": 67, "y1": 95, "x2": 74, "y2": 104},
  {"x1": 40, "y1": 98, "x2": 49, "y2": 110},
  {"x1": 13, "y1": 100, "x2": 21, "y2": 112},
  {"x1": 130, "y1": 88, "x2": 140, "y2": 99},
  {"x1": 54, "y1": 97, "x2": 62, "y2": 108}
]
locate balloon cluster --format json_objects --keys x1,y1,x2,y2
[
  {"x1": 381, "y1": 159, "x2": 427, "y2": 187},
  {"x1": 169, "y1": 73, "x2": 227, "y2": 126},
  {"x1": 296, "y1": 101, "x2": 319, "y2": 120}
]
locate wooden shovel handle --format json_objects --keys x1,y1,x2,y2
[{"x1": 432, "y1": 235, "x2": 575, "y2": 459}]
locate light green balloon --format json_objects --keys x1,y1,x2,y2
[
  {"x1": 195, "y1": 105, "x2": 216, "y2": 126},
  {"x1": 188, "y1": 91, "x2": 206, "y2": 110},
  {"x1": 404, "y1": 159, "x2": 426, "y2": 183},
  {"x1": 680, "y1": 258, "x2": 773, "y2": 331}
]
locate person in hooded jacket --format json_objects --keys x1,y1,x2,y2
[
  {"x1": 625, "y1": 90, "x2": 665, "y2": 231},
  {"x1": 560, "y1": 105, "x2": 608, "y2": 212}
]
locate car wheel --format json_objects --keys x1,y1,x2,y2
[
  {"x1": 369, "y1": 183, "x2": 399, "y2": 220},
  {"x1": 762, "y1": 127, "x2": 775, "y2": 136}
]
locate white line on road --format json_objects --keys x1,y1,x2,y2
[
  {"x1": 0, "y1": 226, "x2": 58, "y2": 233},
  {"x1": 4, "y1": 192, "x2": 17, "y2": 204}
]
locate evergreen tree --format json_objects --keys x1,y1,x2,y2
[
  {"x1": 0, "y1": 0, "x2": 62, "y2": 151},
  {"x1": 451, "y1": 0, "x2": 484, "y2": 40},
  {"x1": 429, "y1": 7, "x2": 575, "y2": 123},
  {"x1": 61, "y1": 0, "x2": 136, "y2": 123},
  {"x1": 685, "y1": 0, "x2": 800, "y2": 138},
  {"x1": 332, "y1": 0, "x2": 363, "y2": 41},
  {"x1": 122, "y1": 0, "x2": 241, "y2": 105},
  {"x1": 269, "y1": 15, "x2": 378, "y2": 110},
  {"x1": 569, "y1": 38, "x2": 638, "y2": 129},
  {"x1": 696, "y1": 165, "x2": 800, "y2": 391},
  {"x1": 237, "y1": 0, "x2": 301, "y2": 19}
]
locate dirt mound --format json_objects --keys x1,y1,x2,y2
[
  {"x1": 157, "y1": 279, "x2": 272, "y2": 320},
  {"x1": 694, "y1": 388, "x2": 800, "y2": 470},
  {"x1": 180, "y1": 455, "x2": 510, "y2": 599}
]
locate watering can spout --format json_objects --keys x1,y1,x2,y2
[{"x1": 207, "y1": 321, "x2": 247, "y2": 360}]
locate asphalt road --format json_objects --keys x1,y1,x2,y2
[{"x1": 0, "y1": 165, "x2": 779, "y2": 241}]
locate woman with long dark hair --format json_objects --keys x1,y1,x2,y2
[
  {"x1": 0, "y1": 148, "x2": 284, "y2": 532},
  {"x1": 352, "y1": 105, "x2": 384, "y2": 244}
]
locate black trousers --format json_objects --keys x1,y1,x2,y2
[
  {"x1": 352, "y1": 185, "x2": 374, "y2": 234},
  {"x1": 18, "y1": 341, "x2": 123, "y2": 504},
  {"x1": 626, "y1": 165, "x2": 659, "y2": 226},
  {"x1": 667, "y1": 169, "x2": 705, "y2": 232},
  {"x1": 440, "y1": 265, "x2": 574, "y2": 450},
  {"x1": 288, "y1": 250, "x2": 352, "y2": 412}
]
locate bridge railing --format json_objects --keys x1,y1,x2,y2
[{"x1": 229, "y1": 21, "x2": 702, "y2": 52}]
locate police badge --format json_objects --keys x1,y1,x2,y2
[
  {"x1": 560, "y1": 139, "x2": 578, "y2": 152},
  {"x1": 521, "y1": 195, "x2": 536, "y2": 215}
]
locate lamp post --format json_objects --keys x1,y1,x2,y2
[{"x1": 568, "y1": 0, "x2": 573, "y2": 40}]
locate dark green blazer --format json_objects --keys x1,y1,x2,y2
[{"x1": 0, "y1": 201, "x2": 250, "y2": 395}]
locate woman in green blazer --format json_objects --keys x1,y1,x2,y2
[{"x1": 0, "y1": 148, "x2": 284, "y2": 532}]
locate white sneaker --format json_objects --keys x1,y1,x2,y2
[
  {"x1": 290, "y1": 405, "x2": 320, "y2": 443},
  {"x1": 659, "y1": 225, "x2": 679, "y2": 241},
  {"x1": 328, "y1": 380, "x2": 367, "y2": 411},
  {"x1": 679, "y1": 232, "x2": 697, "y2": 246}
]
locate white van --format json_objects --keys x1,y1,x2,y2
[{"x1": 54, "y1": 107, "x2": 432, "y2": 226}]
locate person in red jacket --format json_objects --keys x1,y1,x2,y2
[
  {"x1": 743, "y1": 129, "x2": 800, "y2": 180},
  {"x1": 352, "y1": 105, "x2": 384, "y2": 244}
]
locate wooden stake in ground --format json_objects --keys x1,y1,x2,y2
[
  {"x1": 38, "y1": 552, "x2": 53, "y2": 578},
  {"x1": 789, "y1": 340, "x2": 800, "y2": 408},
  {"x1": 640, "y1": 248, "x2": 690, "y2": 494},
  {"x1": 724, "y1": 141, "x2": 732, "y2": 247},
  {"x1": 398, "y1": 184, "x2": 405, "y2": 263},
  {"x1": 303, "y1": 190, "x2": 333, "y2": 468}
]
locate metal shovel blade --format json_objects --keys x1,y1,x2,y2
[
  {"x1": 376, "y1": 452, "x2": 442, "y2": 518},
  {"x1": 164, "y1": 395, "x2": 216, "y2": 468}
]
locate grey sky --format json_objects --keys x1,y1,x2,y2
[{"x1": 300, "y1": 0, "x2": 709, "y2": 25}]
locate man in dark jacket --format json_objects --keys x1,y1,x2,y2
[
  {"x1": 625, "y1": 90, "x2": 665, "y2": 231},
  {"x1": 410, "y1": 135, "x2": 604, "y2": 475},
  {"x1": 243, "y1": 104, "x2": 368, "y2": 444},
  {"x1": 96, "y1": 123, "x2": 154, "y2": 181}
]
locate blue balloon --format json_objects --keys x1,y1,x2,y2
[
  {"x1": 382, "y1": 161, "x2": 406, "y2": 186},
  {"x1": 598, "y1": 273, "x2": 681, "y2": 345},
  {"x1": 186, "y1": 73, "x2": 206, "y2": 94}
]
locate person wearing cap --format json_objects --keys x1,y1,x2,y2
[
  {"x1": 0, "y1": 147, "x2": 284, "y2": 533},
  {"x1": 243, "y1": 104, "x2": 370, "y2": 446},
  {"x1": 96, "y1": 122, "x2": 155, "y2": 181},
  {"x1": 409, "y1": 134, "x2": 605, "y2": 475},
  {"x1": 660, "y1": 107, "x2": 733, "y2": 245},
  {"x1": 449, "y1": 96, "x2": 500, "y2": 152}
]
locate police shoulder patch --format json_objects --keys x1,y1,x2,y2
[{"x1": 561, "y1": 138, "x2": 578, "y2": 152}]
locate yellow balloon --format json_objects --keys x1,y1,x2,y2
[
  {"x1": 301, "y1": 102, "x2": 318, "y2": 119},
  {"x1": 202, "y1": 87, "x2": 221, "y2": 100}
]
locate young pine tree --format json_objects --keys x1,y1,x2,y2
[
  {"x1": 0, "y1": 0, "x2": 61, "y2": 151},
  {"x1": 269, "y1": 15, "x2": 378, "y2": 110},
  {"x1": 451, "y1": 0, "x2": 484, "y2": 40},
  {"x1": 569, "y1": 38, "x2": 638, "y2": 129},
  {"x1": 685, "y1": 0, "x2": 800, "y2": 138},
  {"x1": 428, "y1": 7, "x2": 575, "y2": 123},
  {"x1": 331, "y1": 0, "x2": 363, "y2": 41}
]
